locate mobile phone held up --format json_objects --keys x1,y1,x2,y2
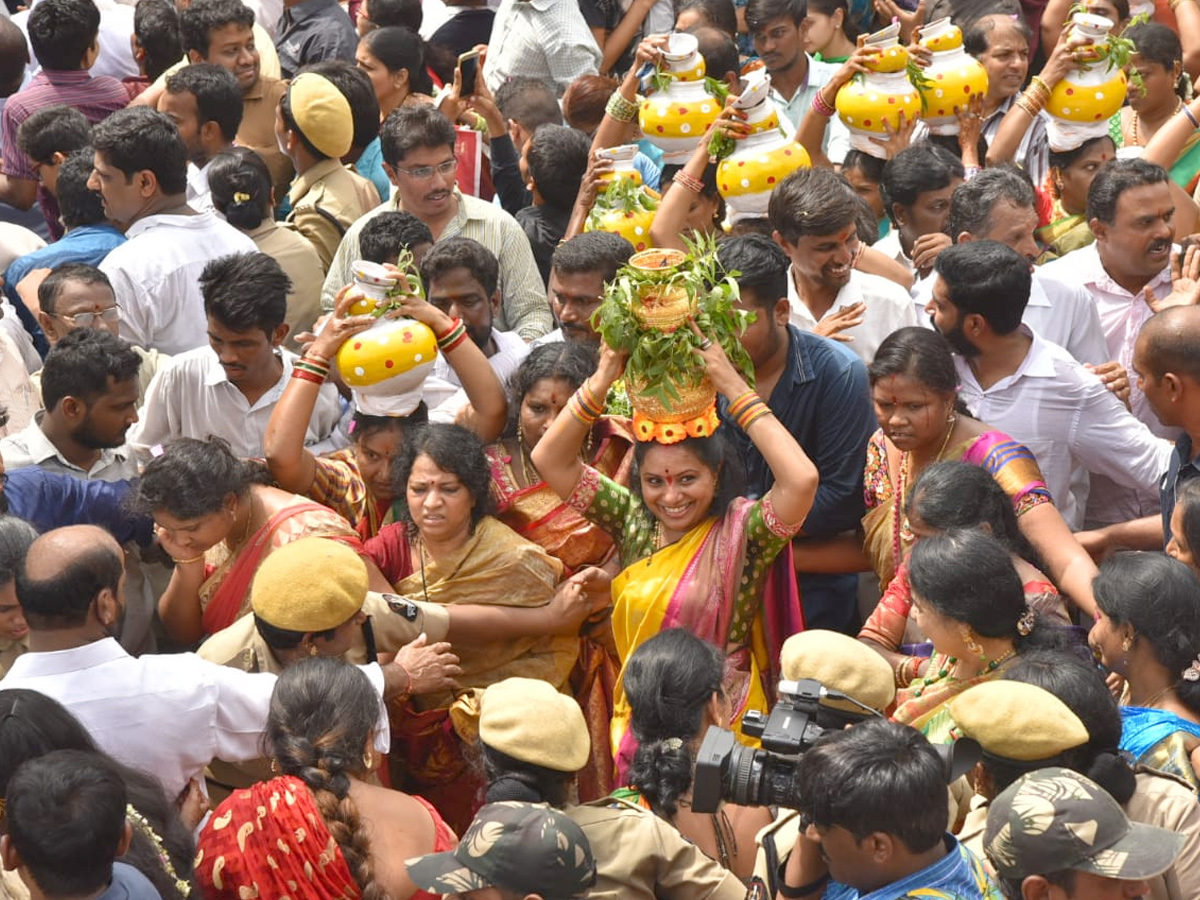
[{"x1": 457, "y1": 50, "x2": 481, "y2": 96}]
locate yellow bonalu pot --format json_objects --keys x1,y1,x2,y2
[
  {"x1": 836, "y1": 22, "x2": 922, "y2": 159},
  {"x1": 1044, "y1": 13, "x2": 1127, "y2": 151},
  {"x1": 639, "y1": 32, "x2": 722, "y2": 164},
  {"x1": 336, "y1": 317, "x2": 437, "y2": 416},
  {"x1": 916, "y1": 17, "x2": 989, "y2": 135}
]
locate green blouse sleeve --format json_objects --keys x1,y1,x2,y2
[{"x1": 727, "y1": 493, "x2": 804, "y2": 645}]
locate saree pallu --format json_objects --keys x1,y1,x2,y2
[
  {"x1": 199, "y1": 500, "x2": 364, "y2": 636},
  {"x1": 890, "y1": 654, "x2": 1017, "y2": 744},
  {"x1": 1120, "y1": 706, "x2": 1200, "y2": 790},
  {"x1": 606, "y1": 498, "x2": 804, "y2": 783},
  {"x1": 861, "y1": 430, "x2": 1053, "y2": 590},
  {"x1": 486, "y1": 418, "x2": 634, "y2": 801},
  {"x1": 369, "y1": 516, "x2": 579, "y2": 833},
  {"x1": 195, "y1": 775, "x2": 359, "y2": 900}
]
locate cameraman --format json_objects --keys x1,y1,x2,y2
[{"x1": 780, "y1": 719, "x2": 1002, "y2": 900}]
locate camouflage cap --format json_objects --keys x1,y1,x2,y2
[
  {"x1": 984, "y1": 767, "x2": 1184, "y2": 881},
  {"x1": 405, "y1": 802, "x2": 597, "y2": 900}
]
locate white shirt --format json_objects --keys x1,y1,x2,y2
[
  {"x1": 482, "y1": 0, "x2": 601, "y2": 94},
  {"x1": 955, "y1": 327, "x2": 1173, "y2": 530},
  {"x1": 913, "y1": 269, "x2": 1109, "y2": 366},
  {"x1": 768, "y1": 55, "x2": 851, "y2": 166},
  {"x1": 129, "y1": 346, "x2": 343, "y2": 459},
  {"x1": 13, "y1": 0, "x2": 138, "y2": 82},
  {"x1": 1038, "y1": 241, "x2": 1175, "y2": 437},
  {"x1": 1, "y1": 638, "x2": 388, "y2": 798},
  {"x1": 873, "y1": 229, "x2": 910, "y2": 271},
  {"x1": 425, "y1": 328, "x2": 530, "y2": 423},
  {"x1": 787, "y1": 267, "x2": 918, "y2": 365},
  {"x1": 186, "y1": 161, "x2": 214, "y2": 214},
  {"x1": 105, "y1": 210, "x2": 257, "y2": 356}
]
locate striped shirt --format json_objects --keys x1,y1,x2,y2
[
  {"x1": 482, "y1": 0, "x2": 601, "y2": 94},
  {"x1": 320, "y1": 189, "x2": 553, "y2": 340},
  {"x1": 1, "y1": 70, "x2": 129, "y2": 181}
]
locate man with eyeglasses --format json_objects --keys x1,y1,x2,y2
[
  {"x1": 320, "y1": 105, "x2": 553, "y2": 341},
  {"x1": 27, "y1": 264, "x2": 170, "y2": 408}
]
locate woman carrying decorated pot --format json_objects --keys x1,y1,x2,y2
[{"x1": 532, "y1": 322, "x2": 818, "y2": 777}]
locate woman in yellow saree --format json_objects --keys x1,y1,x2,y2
[{"x1": 532, "y1": 340, "x2": 819, "y2": 781}]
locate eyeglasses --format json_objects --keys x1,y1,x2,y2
[
  {"x1": 393, "y1": 158, "x2": 457, "y2": 180},
  {"x1": 51, "y1": 307, "x2": 120, "y2": 328}
]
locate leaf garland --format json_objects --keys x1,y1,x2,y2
[
  {"x1": 593, "y1": 233, "x2": 755, "y2": 410},
  {"x1": 586, "y1": 177, "x2": 660, "y2": 233},
  {"x1": 906, "y1": 58, "x2": 934, "y2": 112}
]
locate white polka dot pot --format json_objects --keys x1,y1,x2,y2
[
  {"x1": 1044, "y1": 13, "x2": 1127, "y2": 152},
  {"x1": 336, "y1": 316, "x2": 438, "y2": 416},
  {"x1": 916, "y1": 17, "x2": 989, "y2": 136},
  {"x1": 835, "y1": 22, "x2": 923, "y2": 160}
]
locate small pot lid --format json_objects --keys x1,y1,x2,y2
[
  {"x1": 664, "y1": 32, "x2": 699, "y2": 60},
  {"x1": 735, "y1": 69, "x2": 772, "y2": 109},
  {"x1": 864, "y1": 20, "x2": 902, "y2": 46},
  {"x1": 596, "y1": 144, "x2": 640, "y2": 164},
  {"x1": 351, "y1": 260, "x2": 395, "y2": 287}
]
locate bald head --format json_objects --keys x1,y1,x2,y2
[
  {"x1": 17, "y1": 526, "x2": 124, "y2": 630},
  {"x1": 1138, "y1": 306, "x2": 1200, "y2": 383},
  {"x1": 0, "y1": 18, "x2": 30, "y2": 98}
]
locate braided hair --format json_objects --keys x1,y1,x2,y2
[{"x1": 266, "y1": 657, "x2": 386, "y2": 900}]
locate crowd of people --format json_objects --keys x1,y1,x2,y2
[{"x1": 1, "y1": 0, "x2": 1200, "y2": 895}]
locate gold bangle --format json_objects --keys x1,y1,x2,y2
[
  {"x1": 171, "y1": 554, "x2": 205, "y2": 565},
  {"x1": 1028, "y1": 75, "x2": 1051, "y2": 100}
]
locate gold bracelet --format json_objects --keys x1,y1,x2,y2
[
  {"x1": 1028, "y1": 76, "x2": 1051, "y2": 102},
  {"x1": 171, "y1": 554, "x2": 205, "y2": 565},
  {"x1": 1171, "y1": 0, "x2": 1195, "y2": 11},
  {"x1": 605, "y1": 91, "x2": 639, "y2": 122}
]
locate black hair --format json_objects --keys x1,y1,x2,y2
[
  {"x1": 868, "y1": 327, "x2": 965, "y2": 408},
  {"x1": 631, "y1": 432, "x2": 744, "y2": 520},
  {"x1": 55, "y1": 149, "x2": 106, "y2": 230},
  {"x1": 717, "y1": 232, "x2": 789, "y2": 310},
  {"x1": 807, "y1": 0, "x2": 859, "y2": 39},
  {"x1": 795, "y1": 717, "x2": 947, "y2": 852},
  {"x1": 363, "y1": 0, "x2": 422, "y2": 31},
  {"x1": 526, "y1": 125, "x2": 591, "y2": 212},
  {"x1": 881, "y1": 144, "x2": 964, "y2": 228},
  {"x1": 1093, "y1": 551, "x2": 1200, "y2": 718},
  {"x1": 15, "y1": 105, "x2": 90, "y2": 165},
  {"x1": 551, "y1": 232, "x2": 634, "y2": 282},
  {"x1": 1001, "y1": 650, "x2": 1137, "y2": 804},
  {"x1": 1126, "y1": 21, "x2": 1189, "y2": 101},
  {"x1": 842, "y1": 149, "x2": 886, "y2": 184},
  {"x1": 947, "y1": 165, "x2": 1034, "y2": 239},
  {"x1": 40, "y1": 328, "x2": 142, "y2": 412},
  {"x1": 350, "y1": 404, "x2": 427, "y2": 442},
  {"x1": 481, "y1": 743, "x2": 572, "y2": 808},
  {"x1": 1087, "y1": 157, "x2": 1170, "y2": 225},
  {"x1": 964, "y1": 13, "x2": 1031, "y2": 58},
  {"x1": 279, "y1": 86, "x2": 331, "y2": 161},
  {"x1": 27, "y1": 0, "x2": 99, "y2": 70},
  {"x1": 359, "y1": 211, "x2": 434, "y2": 264},
  {"x1": 419, "y1": 237, "x2": 500, "y2": 297},
  {"x1": 503, "y1": 342, "x2": 596, "y2": 439},
  {"x1": 0, "y1": 691, "x2": 195, "y2": 899},
  {"x1": 853, "y1": 195, "x2": 878, "y2": 245},
  {"x1": 6, "y1": 750, "x2": 127, "y2": 897},
  {"x1": 361, "y1": 26, "x2": 433, "y2": 95},
  {"x1": 906, "y1": 461, "x2": 1040, "y2": 568},
  {"x1": 38, "y1": 263, "x2": 112, "y2": 317},
  {"x1": 933, "y1": 240, "x2": 1031, "y2": 334},
  {"x1": 0, "y1": 518, "x2": 36, "y2": 587},
  {"x1": 90, "y1": 107, "x2": 188, "y2": 196},
  {"x1": 15, "y1": 537, "x2": 124, "y2": 630},
  {"x1": 179, "y1": 0, "x2": 254, "y2": 57},
  {"x1": 662, "y1": 161, "x2": 721, "y2": 201},
  {"x1": 200, "y1": 252, "x2": 290, "y2": 335},
  {"x1": 1173, "y1": 479, "x2": 1200, "y2": 562},
  {"x1": 745, "y1": 0, "x2": 806, "y2": 30},
  {"x1": 134, "y1": 0, "x2": 183, "y2": 82},
  {"x1": 624, "y1": 628, "x2": 725, "y2": 819},
  {"x1": 908, "y1": 529, "x2": 1071, "y2": 654},
  {"x1": 165, "y1": 62, "x2": 244, "y2": 143},
  {"x1": 494, "y1": 77, "x2": 562, "y2": 131},
  {"x1": 769, "y1": 167, "x2": 859, "y2": 245},
  {"x1": 689, "y1": 25, "x2": 740, "y2": 81},
  {"x1": 265, "y1": 658, "x2": 388, "y2": 899},
  {"x1": 207, "y1": 146, "x2": 272, "y2": 229},
  {"x1": 1047, "y1": 135, "x2": 1114, "y2": 177},
  {"x1": 391, "y1": 424, "x2": 494, "y2": 529},
  {"x1": 133, "y1": 436, "x2": 269, "y2": 520},
  {"x1": 0, "y1": 19, "x2": 29, "y2": 97},
  {"x1": 252, "y1": 614, "x2": 338, "y2": 650},
  {"x1": 679, "y1": 0, "x2": 738, "y2": 36},
  {"x1": 999, "y1": 871, "x2": 1074, "y2": 900},
  {"x1": 306, "y1": 60, "x2": 383, "y2": 154},
  {"x1": 380, "y1": 104, "x2": 455, "y2": 168}
]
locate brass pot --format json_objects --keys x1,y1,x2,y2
[
  {"x1": 628, "y1": 373, "x2": 716, "y2": 423},
  {"x1": 632, "y1": 283, "x2": 695, "y2": 332}
]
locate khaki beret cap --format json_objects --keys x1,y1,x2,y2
[
  {"x1": 779, "y1": 630, "x2": 896, "y2": 713},
  {"x1": 250, "y1": 538, "x2": 367, "y2": 632},
  {"x1": 288, "y1": 72, "x2": 353, "y2": 160},
  {"x1": 479, "y1": 677, "x2": 591, "y2": 772},
  {"x1": 949, "y1": 681, "x2": 1090, "y2": 762}
]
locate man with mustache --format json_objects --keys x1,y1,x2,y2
[
  {"x1": 532, "y1": 232, "x2": 634, "y2": 349},
  {"x1": 130, "y1": 251, "x2": 341, "y2": 459},
  {"x1": 927, "y1": 240, "x2": 1171, "y2": 532},
  {"x1": 1040, "y1": 159, "x2": 1183, "y2": 438}
]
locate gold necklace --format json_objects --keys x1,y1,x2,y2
[
  {"x1": 892, "y1": 415, "x2": 957, "y2": 563},
  {"x1": 1132, "y1": 98, "x2": 1183, "y2": 146},
  {"x1": 225, "y1": 497, "x2": 255, "y2": 552},
  {"x1": 1133, "y1": 684, "x2": 1174, "y2": 709}
]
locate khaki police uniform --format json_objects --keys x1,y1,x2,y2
[{"x1": 285, "y1": 158, "x2": 381, "y2": 272}]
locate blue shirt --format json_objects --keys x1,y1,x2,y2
[
  {"x1": 718, "y1": 325, "x2": 875, "y2": 632},
  {"x1": 2, "y1": 223, "x2": 126, "y2": 355},
  {"x1": 354, "y1": 137, "x2": 392, "y2": 208},
  {"x1": 1161, "y1": 431, "x2": 1200, "y2": 546},
  {"x1": 97, "y1": 862, "x2": 163, "y2": 900},
  {"x1": 5, "y1": 466, "x2": 152, "y2": 547},
  {"x1": 825, "y1": 835, "x2": 1002, "y2": 900}
]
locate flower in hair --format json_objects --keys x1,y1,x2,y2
[
  {"x1": 1183, "y1": 656, "x2": 1200, "y2": 682},
  {"x1": 661, "y1": 737, "x2": 685, "y2": 751},
  {"x1": 1016, "y1": 607, "x2": 1037, "y2": 636},
  {"x1": 232, "y1": 192, "x2": 251, "y2": 203}
]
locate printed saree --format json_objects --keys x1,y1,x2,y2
[
  {"x1": 485, "y1": 417, "x2": 635, "y2": 801},
  {"x1": 565, "y1": 466, "x2": 804, "y2": 783},
  {"x1": 1120, "y1": 706, "x2": 1200, "y2": 790},
  {"x1": 363, "y1": 515, "x2": 577, "y2": 833},
  {"x1": 199, "y1": 499, "x2": 363, "y2": 636},
  {"x1": 195, "y1": 775, "x2": 359, "y2": 900},
  {"x1": 861, "y1": 429, "x2": 1052, "y2": 590},
  {"x1": 891, "y1": 653, "x2": 1018, "y2": 744}
]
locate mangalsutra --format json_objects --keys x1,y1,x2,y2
[{"x1": 891, "y1": 415, "x2": 957, "y2": 564}]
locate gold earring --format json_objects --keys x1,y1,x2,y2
[
  {"x1": 270, "y1": 758, "x2": 279, "y2": 773},
  {"x1": 308, "y1": 644, "x2": 319, "y2": 657},
  {"x1": 961, "y1": 625, "x2": 984, "y2": 659},
  {"x1": 363, "y1": 751, "x2": 374, "y2": 770}
]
